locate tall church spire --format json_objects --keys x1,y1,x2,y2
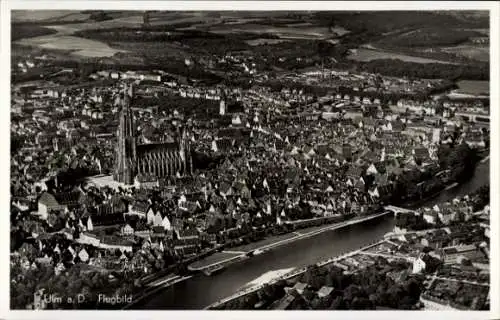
[
  {"x1": 114, "y1": 82, "x2": 137, "y2": 185},
  {"x1": 122, "y1": 83, "x2": 130, "y2": 109},
  {"x1": 114, "y1": 82, "x2": 193, "y2": 184},
  {"x1": 128, "y1": 82, "x2": 134, "y2": 99}
]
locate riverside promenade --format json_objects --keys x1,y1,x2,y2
[
  {"x1": 127, "y1": 212, "x2": 392, "y2": 309},
  {"x1": 189, "y1": 211, "x2": 391, "y2": 273},
  {"x1": 205, "y1": 240, "x2": 387, "y2": 310},
  {"x1": 123, "y1": 275, "x2": 193, "y2": 310}
]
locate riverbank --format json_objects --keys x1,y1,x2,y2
[
  {"x1": 205, "y1": 158, "x2": 490, "y2": 309},
  {"x1": 188, "y1": 211, "x2": 390, "y2": 272},
  {"x1": 480, "y1": 155, "x2": 490, "y2": 163},
  {"x1": 124, "y1": 212, "x2": 390, "y2": 309},
  {"x1": 123, "y1": 275, "x2": 192, "y2": 310},
  {"x1": 206, "y1": 240, "x2": 387, "y2": 309},
  {"x1": 128, "y1": 157, "x2": 488, "y2": 309}
]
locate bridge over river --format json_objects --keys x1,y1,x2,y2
[{"x1": 384, "y1": 205, "x2": 415, "y2": 216}]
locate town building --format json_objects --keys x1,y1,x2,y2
[{"x1": 114, "y1": 84, "x2": 193, "y2": 184}]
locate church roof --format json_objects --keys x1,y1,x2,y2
[{"x1": 137, "y1": 142, "x2": 179, "y2": 155}]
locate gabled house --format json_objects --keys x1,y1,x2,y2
[
  {"x1": 53, "y1": 189, "x2": 86, "y2": 209},
  {"x1": 423, "y1": 211, "x2": 438, "y2": 225},
  {"x1": 161, "y1": 215, "x2": 172, "y2": 231},
  {"x1": 78, "y1": 248, "x2": 90, "y2": 263},
  {"x1": 121, "y1": 224, "x2": 134, "y2": 235},
  {"x1": 366, "y1": 163, "x2": 379, "y2": 175},
  {"x1": 54, "y1": 262, "x2": 66, "y2": 276},
  {"x1": 346, "y1": 166, "x2": 363, "y2": 180},
  {"x1": 37, "y1": 192, "x2": 67, "y2": 220},
  {"x1": 129, "y1": 201, "x2": 149, "y2": 217},
  {"x1": 146, "y1": 206, "x2": 156, "y2": 225},
  {"x1": 99, "y1": 236, "x2": 133, "y2": 253},
  {"x1": 413, "y1": 147, "x2": 431, "y2": 163},
  {"x1": 292, "y1": 282, "x2": 308, "y2": 295},
  {"x1": 412, "y1": 254, "x2": 427, "y2": 274},
  {"x1": 175, "y1": 229, "x2": 199, "y2": 241},
  {"x1": 317, "y1": 286, "x2": 334, "y2": 298},
  {"x1": 352, "y1": 177, "x2": 366, "y2": 191}
]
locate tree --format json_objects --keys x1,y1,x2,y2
[
  {"x1": 329, "y1": 296, "x2": 345, "y2": 310},
  {"x1": 343, "y1": 284, "x2": 362, "y2": 304},
  {"x1": 314, "y1": 296, "x2": 333, "y2": 310},
  {"x1": 405, "y1": 278, "x2": 422, "y2": 301},
  {"x1": 325, "y1": 273, "x2": 335, "y2": 287},
  {"x1": 351, "y1": 297, "x2": 374, "y2": 310},
  {"x1": 303, "y1": 288, "x2": 316, "y2": 302},
  {"x1": 241, "y1": 292, "x2": 259, "y2": 309},
  {"x1": 386, "y1": 284, "x2": 404, "y2": 308},
  {"x1": 261, "y1": 283, "x2": 282, "y2": 302},
  {"x1": 399, "y1": 295, "x2": 415, "y2": 309}
]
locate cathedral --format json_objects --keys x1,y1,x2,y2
[{"x1": 113, "y1": 84, "x2": 193, "y2": 185}]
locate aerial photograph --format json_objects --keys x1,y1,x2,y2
[{"x1": 9, "y1": 9, "x2": 490, "y2": 311}]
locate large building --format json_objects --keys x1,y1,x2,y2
[{"x1": 114, "y1": 84, "x2": 193, "y2": 185}]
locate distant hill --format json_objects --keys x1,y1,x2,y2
[
  {"x1": 434, "y1": 10, "x2": 489, "y2": 23},
  {"x1": 11, "y1": 10, "x2": 91, "y2": 23},
  {"x1": 11, "y1": 10, "x2": 142, "y2": 24}
]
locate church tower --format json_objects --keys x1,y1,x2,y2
[
  {"x1": 114, "y1": 83, "x2": 137, "y2": 185},
  {"x1": 219, "y1": 99, "x2": 226, "y2": 116},
  {"x1": 179, "y1": 128, "x2": 193, "y2": 175},
  {"x1": 114, "y1": 83, "x2": 194, "y2": 184},
  {"x1": 219, "y1": 89, "x2": 227, "y2": 116}
]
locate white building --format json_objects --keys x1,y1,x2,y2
[
  {"x1": 412, "y1": 255, "x2": 426, "y2": 274},
  {"x1": 220, "y1": 100, "x2": 226, "y2": 115}
]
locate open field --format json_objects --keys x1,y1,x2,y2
[
  {"x1": 12, "y1": 16, "x2": 142, "y2": 58},
  {"x1": 330, "y1": 26, "x2": 350, "y2": 36},
  {"x1": 376, "y1": 27, "x2": 483, "y2": 48},
  {"x1": 456, "y1": 28, "x2": 489, "y2": 35},
  {"x1": 111, "y1": 41, "x2": 187, "y2": 58},
  {"x1": 208, "y1": 23, "x2": 334, "y2": 40},
  {"x1": 11, "y1": 10, "x2": 90, "y2": 22},
  {"x1": 146, "y1": 12, "x2": 286, "y2": 29},
  {"x1": 11, "y1": 24, "x2": 58, "y2": 41},
  {"x1": 348, "y1": 48, "x2": 456, "y2": 64},
  {"x1": 12, "y1": 10, "x2": 143, "y2": 24},
  {"x1": 455, "y1": 80, "x2": 490, "y2": 95},
  {"x1": 442, "y1": 45, "x2": 489, "y2": 62},
  {"x1": 11, "y1": 10, "x2": 489, "y2": 77},
  {"x1": 40, "y1": 15, "x2": 144, "y2": 34},
  {"x1": 245, "y1": 38, "x2": 290, "y2": 46},
  {"x1": 16, "y1": 34, "x2": 125, "y2": 58}
]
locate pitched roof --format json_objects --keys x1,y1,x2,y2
[
  {"x1": 216, "y1": 138, "x2": 235, "y2": 150},
  {"x1": 317, "y1": 286, "x2": 334, "y2": 297},
  {"x1": 38, "y1": 192, "x2": 60, "y2": 207},
  {"x1": 152, "y1": 226, "x2": 165, "y2": 234},
  {"x1": 414, "y1": 147, "x2": 430, "y2": 159},
  {"x1": 346, "y1": 166, "x2": 363, "y2": 178},
  {"x1": 137, "y1": 142, "x2": 179, "y2": 155},
  {"x1": 391, "y1": 121, "x2": 404, "y2": 131},
  {"x1": 132, "y1": 201, "x2": 149, "y2": 214},
  {"x1": 177, "y1": 229, "x2": 199, "y2": 238},
  {"x1": 53, "y1": 190, "x2": 84, "y2": 205},
  {"x1": 293, "y1": 282, "x2": 308, "y2": 291}
]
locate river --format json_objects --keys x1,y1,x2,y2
[{"x1": 137, "y1": 158, "x2": 489, "y2": 310}]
